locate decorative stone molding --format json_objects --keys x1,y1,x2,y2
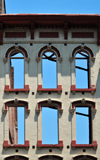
[
  {"x1": 25, "y1": 58, "x2": 30, "y2": 63},
  {"x1": 2, "y1": 105, "x2": 7, "y2": 114},
  {"x1": 14, "y1": 99, "x2": 18, "y2": 104},
  {"x1": 58, "y1": 108, "x2": 63, "y2": 114},
  {"x1": 58, "y1": 57, "x2": 63, "y2": 63},
  {"x1": 15, "y1": 45, "x2": 19, "y2": 50},
  {"x1": 47, "y1": 99, "x2": 52, "y2": 104},
  {"x1": 69, "y1": 57, "x2": 74, "y2": 62},
  {"x1": 81, "y1": 44, "x2": 84, "y2": 50},
  {"x1": 3, "y1": 58, "x2": 8, "y2": 63},
  {"x1": 81, "y1": 98, "x2": 86, "y2": 104},
  {"x1": 91, "y1": 57, "x2": 95, "y2": 62},
  {"x1": 92, "y1": 108, "x2": 97, "y2": 115},
  {"x1": 25, "y1": 109, "x2": 30, "y2": 114},
  {"x1": 36, "y1": 109, "x2": 40, "y2": 114},
  {"x1": 36, "y1": 57, "x2": 40, "y2": 63},
  {"x1": 47, "y1": 45, "x2": 51, "y2": 50},
  {"x1": 70, "y1": 108, "x2": 75, "y2": 115}
]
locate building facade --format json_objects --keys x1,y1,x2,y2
[{"x1": 0, "y1": 0, "x2": 99, "y2": 160}]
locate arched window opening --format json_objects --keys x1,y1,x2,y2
[
  {"x1": 9, "y1": 106, "x2": 25, "y2": 145},
  {"x1": 10, "y1": 53, "x2": 24, "y2": 89},
  {"x1": 39, "y1": 155, "x2": 63, "y2": 160},
  {"x1": 42, "y1": 52, "x2": 57, "y2": 88},
  {"x1": 76, "y1": 106, "x2": 92, "y2": 144},
  {"x1": 42, "y1": 106, "x2": 58, "y2": 144},
  {"x1": 75, "y1": 52, "x2": 90, "y2": 89}
]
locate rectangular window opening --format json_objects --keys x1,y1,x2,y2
[
  {"x1": 42, "y1": 107, "x2": 58, "y2": 144},
  {"x1": 75, "y1": 52, "x2": 89, "y2": 89},
  {"x1": 9, "y1": 106, "x2": 25, "y2": 145},
  {"x1": 10, "y1": 53, "x2": 24, "y2": 89},
  {"x1": 42, "y1": 52, "x2": 57, "y2": 89},
  {"x1": 76, "y1": 107, "x2": 92, "y2": 144}
]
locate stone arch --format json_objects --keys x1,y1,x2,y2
[
  {"x1": 38, "y1": 100, "x2": 62, "y2": 110},
  {"x1": 72, "y1": 100, "x2": 95, "y2": 109},
  {"x1": 4, "y1": 155, "x2": 29, "y2": 160},
  {"x1": 5, "y1": 46, "x2": 28, "y2": 58},
  {"x1": 72, "y1": 45, "x2": 94, "y2": 58},
  {"x1": 38, "y1": 45, "x2": 61, "y2": 57},
  {"x1": 5, "y1": 100, "x2": 28, "y2": 110},
  {"x1": 73, "y1": 155, "x2": 97, "y2": 160},
  {"x1": 39, "y1": 155, "x2": 63, "y2": 160}
]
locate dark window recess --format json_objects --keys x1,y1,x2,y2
[
  {"x1": 76, "y1": 107, "x2": 92, "y2": 144},
  {"x1": 42, "y1": 52, "x2": 57, "y2": 88},
  {"x1": 75, "y1": 52, "x2": 90, "y2": 89}
]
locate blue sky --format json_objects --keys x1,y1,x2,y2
[
  {"x1": 5, "y1": 0, "x2": 96, "y2": 145},
  {"x1": 5, "y1": 0, "x2": 100, "y2": 14}
]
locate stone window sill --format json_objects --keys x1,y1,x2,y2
[{"x1": 3, "y1": 140, "x2": 30, "y2": 150}]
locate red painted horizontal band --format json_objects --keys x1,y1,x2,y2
[
  {"x1": 71, "y1": 140, "x2": 98, "y2": 148},
  {"x1": 71, "y1": 85, "x2": 96, "y2": 92},
  {"x1": 37, "y1": 85, "x2": 62, "y2": 92},
  {"x1": 3, "y1": 140, "x2": 30, "y2": 148},
  {"x1": 5, "y1": 32, "x2": 26, "y2": 38},
  {"x1": 37, "y1": 140, "x2": 63, "y2": 148},
  {"x1": 39, "y1": 32, "x2": 59, "y2": 38},
  {"x1": 4, "y1": 85, "x2": 30, "y2": 92},
  {"x1": 72, "y1": 32, "x2": 94, "y2": 38}
]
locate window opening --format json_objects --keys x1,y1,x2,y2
[
  {"x1": 10, "y1": 53, "x2": 24, "y2": 89},
  {"x1": 75, "y1": 52, "x2": 89, "y2": 88},
  {"x1": 76, "y1": 107, "x2": 92, "y2": 144},
  {"x1": 42, "y1": 52, "x2": 57, "y2": 88},
  {"x1": 42, "y1": 107, "x2": 58, "y2": 144},
  {"x1": 9, "y1": 107, "x2": 25, "y2": 145}
]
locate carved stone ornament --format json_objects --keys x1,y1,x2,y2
[
  {"x1": 48, "y1": 99, "x2": 51, "y2": 104},
  {"x1": 25, "y1": 109, "x2": 30, "y2": 114},
  {"x1": 2, "y1": 106, "x2": 7, "y2": 114},
  {"x1": 81, "y1": 98, "x2": 86, "y2": 104},
  {"x1": 58, "y1": 108, "x2": 63, "y2": 114},
  {"x1": 47, "y1": 45, "x2": 51, "y2": 50},
  {"x1": 81, "y1": 44, "x2": 84, "y2": 50},
  {"x1": 36, "y1": 57, "x2": 40, "y2": 63},
  {"x1": 36, "y1": 108, "x2": 40, "y2": 114},
  {"x1": 15, "y1": 45, "x2": 19, "y2": 50},
  {"x1": 92, "y1": 108, "x2": 97, "y2": 115},
  {"x1": 3, "y1": 58, "x2": 8, "y2": 63},
  {"x1": 70, "y1": 108, "x2": 75, "y2": 115},
  {"x1": 58, "y1": 57, "x2": 63, "y2": 63},
  {"x1": 69, "y1": 57, "x2": 74, "y2": 62},
  {"x1": 91, "y1": 57, "x2": 95, "y2": 62},
  {"x1": 14, "y1": 99, "x2": 18, "y2": 104},
  {"x1": 25, "y1": 58, "x2": 30, "y2": 63}
]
